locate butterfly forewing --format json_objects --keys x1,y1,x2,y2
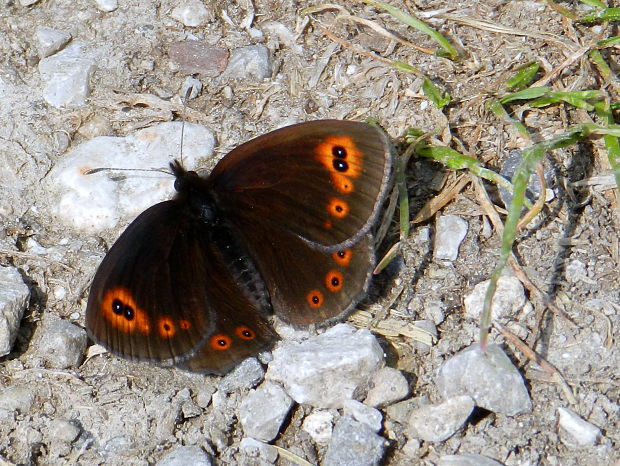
[{"x1": 210, "y1": 120, "x2": 391, "y2": 250}]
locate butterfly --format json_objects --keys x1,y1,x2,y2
[{"x1": 85, "y1": 120, "x2": 392, "y2": 374}]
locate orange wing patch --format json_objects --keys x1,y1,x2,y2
[{"x1": 101, "y1": 287, "x2": 151, "y2": 334}]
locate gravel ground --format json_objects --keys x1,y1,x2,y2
[{"x1": 1, "y1": 0, "x2": 619, "y2": 465}]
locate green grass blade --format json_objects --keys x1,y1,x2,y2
[
  {"x1": 505, "y1": 62, "x2": 540, "y2": 91},
  {"x1": 358, "y1": 0, "x2": 459, "y2": 59}
]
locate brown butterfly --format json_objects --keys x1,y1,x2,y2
[{"x1": 86, "y1": 120, "x2": 392, "y2": 374}]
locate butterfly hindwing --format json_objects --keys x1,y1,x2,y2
[{"x1": 86, "y1": 200, "x2": 276, "y2": 372}]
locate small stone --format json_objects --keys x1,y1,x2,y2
[
  {"x1": 302, "y1": 411, "x2": 334, "y2": 445},
  {"x1": 408, "y1": 396, "x2": 474, "y2": 442},
  {"x1": 94, "y1": 0, "x2": 117, "y2": 12},
  {"x1": 385, "y1": 398, "x2": 419, "y2": 425},
  {"x1": 31, "y1": 314, "x2": 88, "y2": 369},
  {"x1": 266, "y1": 324, "x2": 384, "y2": 408},
  {"x1": 19, "y1": 0, "x2": 40, "y2": 5},
  {"x1": 195, "y1": 385, "x2": 216, "y2": 409},
  {"x1": 35, "y1": 27, "x2": 72, "y2": 58},
  {"x1": 46, "y1": 122, "x2": 215, "y2": 233},
  {"x1": 436, "y1": 344, "x2": 532, "y2": 416},
  {"x1": 343, "y1": 400, "x2": 382, "y2": 432},
  {"x1": 434, "y1": 215, "x2": 468, "y2": 262},
  {"x1": 238, "y1": 382, "x2": 294, "y2": 442},
  {"x1": 171, "y1": 0, "x2": 210, "y2": 27},
  {"x1": 168, "y1": 42, "x2": 229, "y2": 76},
  {"x1": 38, "y1": 41, "x2": 95, "y2": 108},
  {"x1": 218, "y1": 357, "x2": 265, "y2": 394},
  {"x1": 364, "y1": 367, "x2": 410, "y2": 408},
  {"x1": 438, "y1": 454, "x2": 505, "y2": 466},
  {"x1": 49, "y1": 419, "x2": 81, "y2": 443},
  {"x1": 182, "y1": 76, "x2": 202, "y2": 100},
  {"x1": 156, "y1": 445, "x2": 213, "y2": 466},
  {"x1": 324, "y1": 416, "x2": 386, "y2": 466},
  {"x1": 239, "y1": 438, "x2": 278, "y2": 463},
  {"x1": 0, "y1": 266, "x2": 30, "y2": 356},
  {"x1": 464, "y1": 274, "x2": 526, "y2": 322},
  {"x1": 557, "y1": 407, "x2": 601, "y2": 447},
  {"x1": 0, "y1": 385, "x2": 35, "y2": 413},
  {"x1": 223, "y1": 45, "x2": 272, "y2": 81},
  {"x1": 77, "y1": 115, "x2": 113, "y2": 139}
]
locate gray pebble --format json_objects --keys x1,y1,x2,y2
[
  {"x1": 218, "y1": 357, "x2": 265, "y2": 393},
  {"x1": 31, "y1": 314, "x2": 88, "y2": 369},
  {"x1": 35, "y1": 27, "x2": 72, "y2": 58},
  {"x1": 0, "y1": 265, "x2": 30, "y2": 356},
  {"x1": 408, "y1": 395, "x2": 474, "y2": 442},
  {"x1": 38, "y1": 41, "x2": 95, "y2": 108},
  {"x1": 0, "y1": 384, "x2": 35, "y2": 413},
  {"x1": 324, "y1": 416, "x2": 386, "y2": 466},
  {"x1": 266, "y1": 324, "x2": 384, "y2": 408},
  {"x1": 170, "y1": 0, "x2": 210, "y2": 27},
  {"x1": 156, "y1": 445, "x2": 213, "y2": 466},
  {"x1": 223, "y1": 45, "x2": 272, "y2": 81},
  {"x1": 557, "y1": 407, "x2": 601, "y2": 447},
  {"x1": 239, "y1": 437, "x2": 278, "y2": 463},
  {"x1": 464, "y1": 274, "x2": 527, "y2": 322},
  {"x1": 364, "y1": 366, "x2": 410, "y2": 408},
  {"x1": 49, "y1": 418, "x2": 81, "y2": 443},
  {"x1": 343, "y1": 400, "x2": 382, "y2": 432},
  {"x1": 437, "y1": 344, "x2": 532, "y2": 416},
  {"x1": 302, "y1": 410, "x2": 334, "y2": 445},
  {"x1": 94, "y1": 0, "x2": 118, "y2": 12},
  {"x1": 238, "y1": 382, "x2": 294, "y2": 442},
  {"x1": 438, "y1": 454, "x2": 505, "y2": 466},
  {"x1": 434, "y1": 215, "x2": 468, "y2": 262}
]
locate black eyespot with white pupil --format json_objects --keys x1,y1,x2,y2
[
  {"x1": 112, "y1": 298, "x2": 134, "y2": 320},
  {"x1": 332, "y1": 146, "x2": 347, "y2": 158},
  {"x1": 332, "y1": 145, "x2": 349, "y2": 172}
]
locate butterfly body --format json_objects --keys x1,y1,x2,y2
[{"x1": 86, "y1": 120, "x2": 391, "y2": 374}]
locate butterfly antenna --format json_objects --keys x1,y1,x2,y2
[
  {"x1": 84, "y1": 167, "x2": 171, "y2": 176},
  {"x1": 178, "y1": 79, "x2": 200, "y2": 166}
]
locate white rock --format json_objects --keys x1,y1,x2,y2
[
  {"x1": 557, "y1": 407, "x2": 601, "y2": 447},
  {"x1": 49, "y1": 419, "x2": 81, "y2": 443},
  {"x1": 434, "y1": 215, "x2": 468, "y2": 262},
  {"x1": 324, "y1": 416, "x2": 386, "y2": 466},
  {"x1": 238, "y1": 438, "x2": 278, "y2": 463},
  {"x1": 156, "y1": 445, "x2": 213, "y2": 465},
  {"x1": 364, "y1": 366, "x2": 410, "y2": 408},
  {"x1": 0, "y1": 266, "x2": 30, "y2": 356},
  {"x1": 182, "y1": 76, "x2": 202, "y2": 100},
  {"x1": 408, "y1": 396, "x2": 474, "y2": 442},
  {"x1": 38, "y1": 41, "x2": 95, "y2": 108},
  {"x1": 223, "y1": 45, "x2": 271, "y2": 81},
  {"x1": 436, "y1": 344, "x2": 532, "y2": 416},
  {"x1": 19, "y1": 0, "x2": 39, "y2": 5},
  {"x1": 218, "y1": 357, "x2": 265, "y2": 394},
  {"x1": 464, "y1": 274, "x2": 527, "y2": 322},
  {"x1": 94, "y1": 0, "x2": 118, "y2": 12},
  {"x1": 238, "y1": 382, "x2": 294, "y2": 442},
  {"x1": 266, "y1": 323, "x2": 385, "y2": 408},
  {"x1": 302, "y1": 411, "x2": 334, "y2": 445},
  {"x1": 31, "y1": 314, "x2": 88, "y2": 369},
  {"x1": 45, "y1": 122, "x2": 215, "y2": 233},
  {"x1": 438, "y1": 454, "x2": 505, "y2": 466},
  {"x1": 0, "y1": 384, "x2": 35, "y2": 413},
  {"x1": 171, "y1": 0, "x2": 210, "y2": 27},
  {"x1": 343, "y1": 400, "x2": 382, "y2": 433},
  {"x1": 35, "y1": 27, "x2": 72, "y2": 58}
]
